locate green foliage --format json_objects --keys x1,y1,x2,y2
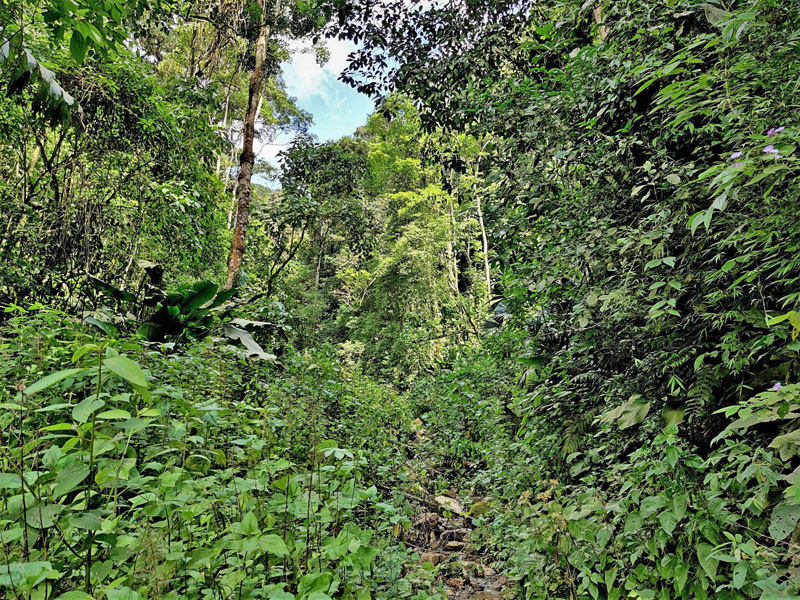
[
  {"x1": 0, "y1": 306, "x2": 437, "y2": 600},
  {"x1": 369, "y1": 0, "x2": 800, "y2": 597},
  {"x1": 5, "y1": 0, "x2": 800, "y2": 598}
]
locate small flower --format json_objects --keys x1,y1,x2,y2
[
  {"x1": 767, "y1": 126, "x2": 786, "y2": 137},
  {"x1": 733, "y1": 162, "x2": 744, "y2": 168},
  {"x1": 776, "y1": 126, "x2": 785, "y2": 133},
  {"x1": 731, "y1": 151, "x2": 743, "y2": 159},
  {"x1": 768, "y1": 129, "x2": 775, "y2": 137},
  {"x1": 772, "y1": 383, "x2": 782, "y2": 391},
  {"x1": 764, "y1": 145, "x2": 779, "y2": 154}
]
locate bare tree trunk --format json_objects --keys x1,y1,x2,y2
[
  {"x1": 225, "y1": 0, "x2": 279, "y2": 289},
  {"x1": 215, "y1": 90, "x2": 231, "y2": 177},
  {"x1": 314, "y1": 223, "x2": 329, "y2": 289},
  {"x1": 445, "y1": 169, "x2": 460, "y2": 295},
  {"x1": 472, "y1": 140, "x2": 492, "y2": 298},
  {"x1": 476, "y1": 190, "x2": 491, "y2": 298}
]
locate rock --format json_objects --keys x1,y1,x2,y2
[
  {"x1": 435, "y1": 495, "x2": 463, "y2": 515},
  {"x1": 419, "y1": 552, "x2": 445, "y2": 565},
  {"x1": 413, "y1": 512, "x2": 440, "y2": 527},
  {"x1": 442, "y1": 527, "x2": 470, "y2": 539},
  {"x1": 445, "y1": 540, "x2": 465, "y2": 550},
  {"x1": 445, "y1": 578, "x2": 465, "y2": 587}
]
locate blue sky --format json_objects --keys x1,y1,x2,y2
[{"x1": 255, "y1": 39, "x2": 377, "y2": 176}]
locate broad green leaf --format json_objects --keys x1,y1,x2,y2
[
  {"x1": 767, "y1": 312, "x2": 792, "y2": 326},
  {"x1": 25, "y1": 503, "x2": 63, "y2": 528},
  {"x1": 732, "y1": 562, "x2": 747, "y2": 589},
  {"x1": 644, "y1": 258, "x2": 662, "y2": 270},
  {"x1": 769, "y1": 429, "x2": 800, "y2": 461},
  {"x1": 659, "y1": 510, "x2": 677, "y2": 535},
  {"x1": 113, "y1": 418, "x2": 151, "y2": 431},
  {"x1": 640, "y1": 495, "x2": 668, "y2": 518},
  {"x1": 96, "y1": 409, "x2": 131, "y2": 420},
  {"x1": 596, "y1": 526, "x2": 611, "y2": 549},
  {"x1": 183, "y1": 281, "x2": 218, "y2": 311},
  {"x1": 672, "y1": 494, "x2": 688, "y2": 522},
  {"x1": 674, "y1": 562, "x2": 689, "y2": 592},
  {"x1": 604, "y1": 567, "x2": 617, "y2": 591},
  {"x1": 85, "y1": 317, "x2": 118, "y2": 337},
  {"x1": 24, "y1": 368, "x2": 87, "y2": 395},
  {"x1": 663, "y1": 406, "x2": 684, "y2": 426},
  {"x1": 103, "y1": 356, "x2": 148, "y2": 388},
  {"x1": 768, "y1": 502, "x2": 800, "y2": 541},
  {"x1": 69, "y1": 31, "x2": 87, "y2": 63},
  {"x1": 600, "y1": 395, "x2": 650, "y2": 430},
  {"x1": 57, "y1": 592, "x2": 95, "y2": 600},
  {"x1": 41, "y1": 423, "x2": 75, "y2": 431},
  {"x1": 72, "y1": 398, "x2": 104, "y2": 423},
  {"x1": 222, "y1": 325, "x2": 276, "y2": 360},
  {"x1": 623, "y1": 511, "x2": 643, "y2": 533},
  {"x1": 241, "y1": 511, "x2": 259, "y2": 536},
  {"x1": 298, "y1": 572, "x2": 332, "y2": 595},
  {"x1": 106, "y1": 587, "x2": 140, "y2": 600},
  {"x1": 53, "y1": 467, "x2": 89, "y2": 498},
  {"x1": 688, "y1": 210, "x2": 705, "y2": 235},
  {"x1": 260, "y1": 534, "x2": 289, "y2": 556},
  {"x1": 68, "y1": 512, "x2": 102, "y2": 530},
  {"x1": 665, "y1": 445, "x2": 679, "y2": 468},
  {"x1": 696, "y1": 543, "x2": 718, "y2": 581},
  {"x1": 0, "y1": 473, "x2": 22, "y2": 489}
]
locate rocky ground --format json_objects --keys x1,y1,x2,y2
[{"x1": 407, "y1": 496, "x2": 508, "y2": 599}]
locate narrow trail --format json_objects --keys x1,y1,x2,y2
[
  {"x1": 399, "y1": 421, "x2": 509, "y2": 599},
  {"x1": 408, "y1": 505, "x2": 507, "y2": 599}
]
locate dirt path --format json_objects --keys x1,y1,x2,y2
[
  {"x1": 406, "y1": 502, "x2": 508, "y2": 599},
  {"x1": 399, "y1": 419, "x2": 509, "y2": 599}
]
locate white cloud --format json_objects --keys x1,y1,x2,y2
[{"x1": 282, "y1": 38, "x2": 357, "y2": 102}]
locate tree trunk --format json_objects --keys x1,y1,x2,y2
[
  {"x1": 473, "y1": 141, "x2": 492, "y2": 298},
  {"x1": 215, "y1": 88, "x2": 231, "y2": 177},
  {"x1": 445, "y1": 169, "x2": 460, "y2": 295},
  {"x1": 476, "y1": 191, "x2": 491, "y2": 298},
  {"x1": 225, "y1": 0, "x2": 279, "y2": 289},
  {"x1": 314, "y1": 223, "x2": 329, "y2": 289}
]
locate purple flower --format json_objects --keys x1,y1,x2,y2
[
  {"x1": 767, "y1": 126, "x2": 786, "y2": 136},
  {"x1": 772, "y1": 383, "x2": 782, "y2": 391},
  {"x1": 764, "y1": 145, "x2": 779, "y2": 154},
  {"x1": 731, "y1": 151, "x2": 743, "y2": 159},
  {"x1": 733, "y1": 162, "x2": 744, "y2": 168},
  {"x1": 776, "y1": 126, "x2": 785, "y2": 133}
]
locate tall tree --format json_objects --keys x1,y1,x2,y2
[{"x1": 226, "y1": 0, "x2": 282, "y2": 289}]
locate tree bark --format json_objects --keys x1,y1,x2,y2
[
  {"x1": 468, "y1": 138, "x2": 492, "y2": 298},
  {"x1": 476, "y1": 190, "x2": 491, "y2": 298},
  {"x1": 225, "y1": 0, "x2": 279, "y2": 289}
]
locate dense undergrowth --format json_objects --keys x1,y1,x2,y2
[
  {"x1": 0, "y1": 306, "x2": 449, "y2": 600},
  {"x1": 411, "y1": 352, "x2": 800, "y2": 599}
]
